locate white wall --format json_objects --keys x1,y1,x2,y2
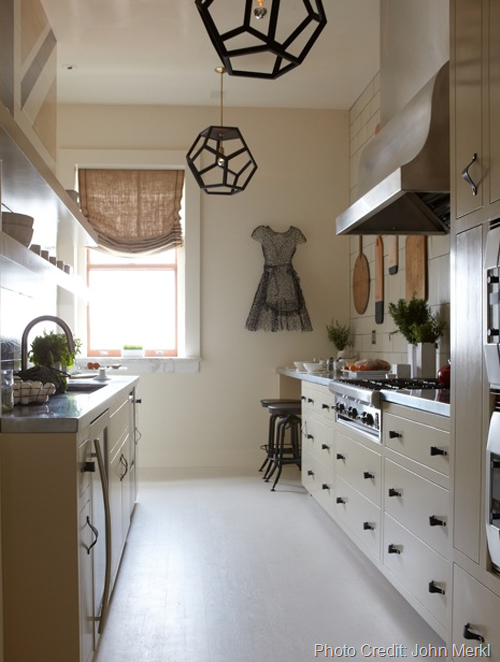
[{"x1": 57, "y1": 104, "x2": 350, "y2": 469}]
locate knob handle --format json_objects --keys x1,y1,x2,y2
[
  {"x1": 389, "y1": 430, "x2": 402, "y2": 439},
  {"x1": 307, "y1": 469, "x2": 314, "y2": 476},
  {"x1": 363, "y1": 471, "x2": 374, "y2": 480},
  {"x1": 488, "y1": 274, "x2": 500, "y2": 285},
  {"x1": 307, "y1": 434, "x2": 314, "y2": 440},
  {"x1": 321, "y1": 444, "x2": 330, "y2": 450},
  {"x1": 81, "y1": 461, "x2": 96, "y2": 473},
  {"x1": 430, "y1": 446, "x2": 448, "y2": 457},
  {"x1": 336, "y1": 497, "x2": 346, "y2": 504},
  {"x1": 336, "y1": 453, "x2": 346, "y2": 460},
  {"x1": 388, "y1": 488, "x2": 402, "y2": 497},
  {"x1": 321, "y1": 483, "x2": 330, "y2": 491},
  {"x1": 429, "y1": 515, "x2": 446, "y2": 527},
  {"x1": 463, "y1": 623, "x2": 484, "y2": 642},
  {"x1": 387, "y1": 543, "x2": 401, "y2": 554},
  {"x1": 428, "y1": 580, "x2": 446, "y2": 595},
  {"x1": 488, "y1": 328, "x2": 500, "y2": 337},
  {"x1": 363, "y1": 521, "x2": 374, "y2": 530},
  {"x1": 462, "y1": 153, "x2": 478, "y2": 195}
]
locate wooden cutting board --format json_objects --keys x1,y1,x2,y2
[
  {"x1": 375, "y1": 235, "x2": 384, "y2": 323},
  {"x1": 405, "y1": 236, "x2": 427, "y2": 300},
  {"x1": 353, "y1": 236, "x2": 370, "y2": 314},
  {"x1": 387, "y1": 236, "x2": 399, "y2": 275}
]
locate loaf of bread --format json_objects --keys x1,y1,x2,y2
[{"x1": 353, "y1": 358, "x2": 391, "y2": 372}]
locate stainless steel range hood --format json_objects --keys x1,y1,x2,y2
[{"x1": 336, "y1": 61, "x2": 450, "y2": 236}]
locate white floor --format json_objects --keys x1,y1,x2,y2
[{"x1": 95, "y1": 467, "x2": 445, "y2": 662}]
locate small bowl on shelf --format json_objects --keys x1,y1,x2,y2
[
  {"x1": 2, "y1": 212, "x2": 35, "y2": 247},
  {"x1": 303, "y1": 361, "x2": 326, "y2": 373}
]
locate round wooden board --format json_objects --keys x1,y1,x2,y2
[{"x1": 353, "y1": 247, "x2": 370, "y2": 314}]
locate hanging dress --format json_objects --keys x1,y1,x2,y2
[{"x1": 245, "y1": 225, "x2": 313, "y2": 332}]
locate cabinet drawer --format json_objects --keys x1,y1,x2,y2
[
  {"x1": 78, "y1": 438, "x2": 92, "y2": 498},
  {"x1": 108, "y1": 397, "x2": 131, "y2": 455},
  {"x1": 383, "y1": 514, "x2": 449, "y2": 627},
  {"x1": 302, "y1": 415, "x2": 335, "y2": 469},
  {"x1": 336, "y1": 432, "x2": 382, "y2": 506},
  {"x1": 336, "y1": 477, "x2": 381, "y2": 559},
  {"x1": 302, "y1": 453, "x2": 335, "y2": 514},
  {"x1": 452, "y1": 565, "x2": 500, "y2": 660},
  {"x1": 301, "y1": 383, "x2": 335, "y2": 421},
  {"x1": 384, "y1": 413, "x2": 450, "y2": 476},
  {"x1": 384, "y1": 459, "x2": 450, "y2": 558}
]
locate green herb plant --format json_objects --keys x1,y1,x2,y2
[
  {"x1": 388, "y1": 296, "x2": 446, "y2": 346},
  {"x1": 326, "y1": 320, "x2": 352, "y2": 352},
  {"x1": 29, "y1": 331, "x2": 81, "y2": 369}
]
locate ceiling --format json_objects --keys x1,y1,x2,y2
[{"x1": 39, "y1": 0, "x2": 380, "y2": 110}]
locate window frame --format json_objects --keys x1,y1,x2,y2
[{"x1": 86, "y1": 247, "x2": 179, "y2": 357}]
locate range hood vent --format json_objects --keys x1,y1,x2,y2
[{"x1": 336, "y1": 61, "x2": 450, "y2": 236}]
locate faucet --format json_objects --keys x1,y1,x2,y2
[{"x1": 21, "y1": 316, "x2": 76, "y2": 372}]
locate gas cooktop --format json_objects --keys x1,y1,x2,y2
[{"x1": 329, "y1": 377, "x2": 445, "y2": 407}]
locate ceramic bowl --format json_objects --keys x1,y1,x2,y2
[
  {"x1": 303, "y1": 361, "x2": 325, "y2": 373},
  {"x1": 294, "y1": 361, "x2": 305, "y2": 371},
  {"x1": 2, "y1": 220, "x2": 34, "y2": 246}
]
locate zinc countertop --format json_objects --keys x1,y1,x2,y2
[
  {"x1": 277, "y1": 367, "x2": 450, "y2": 417},
  {"x1": 1, "y1": 374, "x2": 140, "y2": 433}
]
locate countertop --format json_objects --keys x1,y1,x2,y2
[
  {"x1": 1, "y1": 374, "x2": 140, "y2": 433},
  {"x1": 277, "y1": 367, "x2": 451, "y2": 417}
]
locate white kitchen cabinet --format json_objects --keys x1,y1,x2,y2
[
  {"x1": 336, "y1": 430, "x2": 382, "y2": 506},
  {"x1": 452, "y1": 565, "x2": 500, "y2": 660},
  {"x1": 452, "y1": 0, "x2": 500, "y2": 231},
  {"x1": 301, "y1": 382, "x2": 336, "y2": 514},
  {"x1": 336, "y1": 476, "x2": 381, "y2": 559}
]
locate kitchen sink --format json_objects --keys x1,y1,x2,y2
[{"x1": 66, "y1": 381, "x2": 107, "y2": 393}]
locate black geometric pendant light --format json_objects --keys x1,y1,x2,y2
[
  {"x1": 186, "y1": 67, "x2": 258, "y2": 195},
  {"x1": 195, "y1": 0, "x2": 327, "y2": 80}
]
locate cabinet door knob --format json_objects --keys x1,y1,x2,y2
[
  {"x1": 389, "y1": 430, "x2": 402, "y2": 439},
  {"x1": 388, "y1": 487, "x2": 402, "y2": 497},
  {"x1": 462, "y1": 153, "x2": 478, "y2": 196},
  {"x1": 429, "y1": 515, "x2": 446, "y2": 527},
  {"x1": 387, "y1": 543, "x2": 401, "y2": 554},
  {"x1": 463, "y1": 623, "x2": 484, "y2": 642},
  {"x1": 428, "y1": 580, "x2": 446, "y2": 595},
  {"x1": 430, "y1": 445, "x2": 448, "y2": 457}
]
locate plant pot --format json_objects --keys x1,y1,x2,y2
[
  {"x1": 122, "y1": 348, "x2": 144, "y2": 358},
  {"x1": 408, "y1": 343, "x2": 436, "y2": 379}
]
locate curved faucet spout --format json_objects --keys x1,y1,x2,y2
[{"x1": 21, "y1": 316, "x2": 76, "y2": 372}]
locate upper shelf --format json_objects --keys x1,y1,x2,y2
[{"x1": 0, "y1": 104, "x2": 97, "y2": 250}]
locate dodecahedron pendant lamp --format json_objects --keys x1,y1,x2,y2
[
  {"x1": 186, "y1": 67, "x2": 258, "y2": 195},
  {"x1": 195, "y1": 0, "x2": 327, "y2": 80}
]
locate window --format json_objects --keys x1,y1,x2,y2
[{"x1": 86, "y1": 248, "x2": 178, "y2": 357}]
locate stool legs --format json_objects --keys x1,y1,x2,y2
[{"x1": 264, "y1": 414, "x2": 301, "y2": 491}]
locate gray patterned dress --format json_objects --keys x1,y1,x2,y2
[{"x1": 245, "y1": 225, "x2": 312, "y2": 332}]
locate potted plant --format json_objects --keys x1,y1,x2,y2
[
  {"x1": 388, "y1": 296, "x2": 446, "y2": 377},
  {"x1": 326, "y1": 320, "x2": 352, "y2": 358},
  {"x1": 122, "y1": 344, "x2": 144, "y2": 358},
  {"x1": 29, "y1": 331, "x2": 81, "y2": 371}
]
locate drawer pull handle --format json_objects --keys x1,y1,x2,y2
[
  {"x1": 322, "y1": 404, "x2": 329, "y2": 410},
  {"x1": 363, "y1": 521, "x2": 374, "y2": 530},
  {"x1": 387, "y1": 543, "x2": 401, "y2": 554},
  {"x1": 301, "y1": 395, "x2": 306, "y2": 401},
  {"x1": 336, "y1": 497, "x2": 346, "y2": 504},
  {"x1": 388, "y1": 488, "x2": 402, "y2": 497},
  {"x1": 363, "y1": 471, "x2": 374, "y2": 480},
  {"x1": 428, "y1": 580, "x2": 446, "y2": 595},
  {"x1": 307, "y1": 469, "x2": 315, "y2": 476},
  {"x1": 321, "y1": 483, "x2": 331, "y2": 491},
  {"x1": 462, "y1": 153, "x2": 478, "y2": 196},
  {"x1": 321, "y1": 444, "x2": 330, "y2": 450},
  {"x1": 336, "y1": 453, "x2": 346, "y2": 461},
  {"x1": 463, "y1": 623, "x2": 484, "y2": 642},
  {"x1": 429, "y1": 515, "x2": 446, "y2": 527},
  {"x1": 430, "y1": 446, "x2": 448, "y2": 457},
  {"x1": 307, "y1": 434, "x2": 314, "y2": 440},
  {"x1": 307, "y1": 398, "x2": 314, "y2": 404},
  {"x1": 81, "y1": 461, "x2": 96, "y2": 473},
  {"x1": 389, "y1": 430, "x2": 402, "y2": 439},
  {"x1": 85, "y1": 516, "x2": 99, "y2": 555}
]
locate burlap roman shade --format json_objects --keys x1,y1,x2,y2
[{"x1": 78, "y1": 169, "x2": 184, "y2": 255}]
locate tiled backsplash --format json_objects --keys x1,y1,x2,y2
[{"x1": 346, "y1": 73, "x2": 450, "y2": 372}]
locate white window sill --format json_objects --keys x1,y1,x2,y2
[{"x1": 78, "y1": 357, "x2": 201, "y2": 375}]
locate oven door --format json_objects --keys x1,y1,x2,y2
[
  {"x1": 486, "y1": 409, "x2": 500, "y2": 572},
  {"x1": 485, "y1": 226, "x2": 500, "y2": 387}
]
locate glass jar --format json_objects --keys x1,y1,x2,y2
[{"x1": 1, "y1": 369, "x2": 14, "y2": 412}]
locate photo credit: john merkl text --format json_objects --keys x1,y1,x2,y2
[{"x1": 313, "y1": 644, "x2": 492, "y2": 658}]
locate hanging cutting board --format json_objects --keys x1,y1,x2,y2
[
  {"x1": 353, "y1": 236, "x2": 370, "y2": 314},
  {"x1": 375, "y1": 235, "x2": 384, "y2": 323},
  {"x1": 388, "y1": 236, "x2": 399, "y2": 275},
  {"x1": 405, "y1": 236, "x2": 427, "y2": 300}
]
